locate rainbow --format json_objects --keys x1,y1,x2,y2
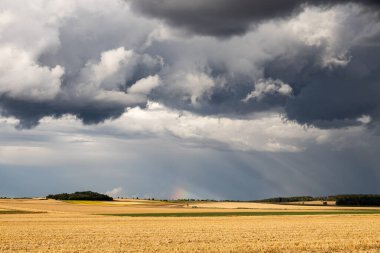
[{"x1": 171, "y1": 187, "x2": 194, "y2": 200}]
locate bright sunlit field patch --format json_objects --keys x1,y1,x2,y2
[{"x1": 104, "y1": 210, "x2": 380, "y2": 217}]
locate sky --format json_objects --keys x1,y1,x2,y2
[{"x1": 0, "y1": 0, "x2": 379, "y2": 199}]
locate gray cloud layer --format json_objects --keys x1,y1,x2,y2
[
  {"x1": 0, "y1": 0, "x2": 379, "y2": 130},
  {"x1": 128, "y1": 0, "x2": 380, "y2": 36},
  {"x1": 1, "y1": 117, "x2": 379, "y2": 199}
]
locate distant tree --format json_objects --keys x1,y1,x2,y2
[
  {"x1": 46, "y1": 191, "x2": 113, "y2": 201},
  {"x1": 336, "y1": 195, "x2": 380, "y2": 206},
  {"x1": 256, "y1": 196, "x2": 314, "y2": 203}
]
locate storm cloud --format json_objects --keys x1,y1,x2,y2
[
  {"x1": 128, "y1": 0, "x2": 380, "y2": 36},
  {"x1": 0, "y1": 0, "x2": 162, "y2": 128},
  {"x1": 0, "y1": 0, "x2": 379, "y2": 129},
  {"x1": 1, "y1": 0, "x2": 380, "y2": 198}
]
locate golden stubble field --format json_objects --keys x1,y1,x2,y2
[{"x1": 0, "y1": 199, "x2": 379, "y2": 252}]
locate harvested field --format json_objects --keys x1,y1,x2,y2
[
  {"x1": 1, "y1": 213, "x2": 379, "y2": 252},
  {"x1": 106, "y1": 210, "x2": 380, "y2": 217},
  {"x1": 191, "y1": 201, "x2": 380, "y2": 210},
  {"x1": 0, "y1": 199, "x2": 379, "y2": 252}
]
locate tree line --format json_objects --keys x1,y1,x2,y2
[
  {"x1": 255, "y1": 194, "x2": 380, "y2": 206},
  {"x1": 46, "y1": 191, "x2": 113, "y2": 201},
  {"x1": 335, "y1": 195, "x2": 380, "y2": 206}
]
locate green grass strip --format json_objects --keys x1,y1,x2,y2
[
  {"x1": 0, "y1": 210, "x2": 44, "y2": 214},
  {"x1": 102, "y1": 210, "x2": 380, "y2": 217}
]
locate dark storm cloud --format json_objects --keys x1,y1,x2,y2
[
  {"x1": 0, "y1": 1, "x2": 162, "y2": 128},
  {"x1": 128, "y1": 0, "x2": 380, "y2": 36},
  {"x1": 265, "y1": 45, "x2": 380, "y2": 128},
  {"x1": 2, "y1": 0, "x2": 380, "y2": 202},
  {"x1": 146, "y1": 27, "x2": 380, "y2": 128},
  {"x1": 0, "y1": 96, "x2": 128, "y2": 129},
  {"x1": 0, "y1": 53, "x2": 162, "y2": 129},
  {"x1": 150, "y1": 70, "x2": 290, "y2": 116},
  {"x1": 1, "y1": 0, "x2": 380, "y2": 130}
]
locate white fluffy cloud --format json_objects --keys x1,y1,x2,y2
[
  {"x1": 83, "y1": 47, "x2": 134, "y2": 89},
  {"x1": 0, "y1": 1, "x2": 69, "y2": 101},
  {"x1": 66, "y1": 47, "x2": 163, "y2": 106},
  {"x1": 114, "y1": 102, "x2": 374, "y2": 152},
  {"x1": 243, "y1": 79, "x2": 292, "y2": 102},
  {"x1": 0, "y1": 47, "x2": 64, "y2": 101},
  {"x1": 1, "y1": 102, "x2": 372, "y2": 153},
  {"x1": 128, "y1": 75, "x2": 161, "y2": 95},
  {"x1": 175, "y1": 72, "x2": 216, "y2": 106},
  {"x1": 287, "y1": 5, "x2": 380, "y2": 68}
]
